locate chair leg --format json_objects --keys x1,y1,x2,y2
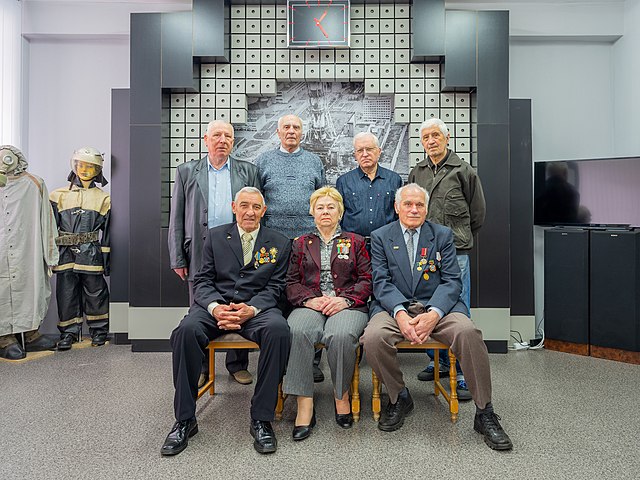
[
  {"x1": 433, "y1": 348, "x2": 440, "y2": 397},
  {"x1": 209, "y1": 347, "x2": 216, "y2": 396},
  {"x1": 448, "y1": 350, "x2": 459, "y2": 423},
  {"x1": 351, "y1": 346, "x2": 361, "y2": 422},
  {"x1": 372, "y1": 370, "x2": 381, "y2": 421},
  {"x1": 275, "y1": 383, "x2": 284, "y2": 421}
]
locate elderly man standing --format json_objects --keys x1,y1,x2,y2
[
  {"x1": 336, "y1": 132, "x2": 402, "y2": 247},
  {"x1": 161, "y1": 187, "x2": 292, "y2": 456},
  {"x1": 169, "y1": 120, "x2": 260, "y2": 386},
  {"x1": 256, "y1": 114, "x2": 326, "y2": 240},
  {"x1": 255, "y1": 113, "x2": 326, "y2": 381},
  {"x1": 409, "y1": 118, "x2": 486, "y2": 400},
  {"x1": 361, "y1": 184, "x2": 512, "y2": 450}
]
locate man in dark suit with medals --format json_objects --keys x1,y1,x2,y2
[
  {"x1": 360, "y1": 183, "x2": 512, "y2": 451},
  {"x1": 161, "y1": 187, "x2": 292, "y2": 456}
]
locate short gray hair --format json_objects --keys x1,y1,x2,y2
[
  {"x1": 353, "y1": 131, "x2": 380, "y2": 148},
  {"x1": 277, "y1": 114, "x2": 303, "y2": 130},
  {"x1": 206, "y1": 120, "x2": 235, "y2": 137},
  {"x1": 234, "y1": 186, "x2": 265, "y2": 204},
  {"x1": 419, "y1": 118, "x2": 449, "y2": 138},
  {"x1": 394, "y1": 183, "x2": 429, "y2": 206}
]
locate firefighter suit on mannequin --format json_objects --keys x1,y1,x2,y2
[
  {"x1": 0, "y1": 145, "x2": 59, "y2": 360},
  {"x1": 50, "y1": 147, "x2": 111, "y2": 350}
]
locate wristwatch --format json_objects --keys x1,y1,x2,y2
[{"x1": 344, "y1": 297, "x2": 355, "y2": 307}]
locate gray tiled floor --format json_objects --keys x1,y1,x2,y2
[{"x1": 2, "y1": 344, "x2": 639, "y2": 479}]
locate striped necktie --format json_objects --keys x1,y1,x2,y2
[
  {"x1": 241, "y1": 233, "x2": 253, "y2": 266},
  {"x1": 406, "y1": 228, "x2": 416, "y2": 267}
]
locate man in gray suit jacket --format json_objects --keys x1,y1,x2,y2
[
  {"x1": 168, "y1": 120, "x2": 260, "y2": 384},
  {"x1": 361, "y1": 183, "x2": 512, "y2": 451}
]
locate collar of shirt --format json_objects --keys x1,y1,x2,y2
[
  {"x1": 400, "y1": 223, "x2": 422, "y2": 238},
  {"x1": 358, "y1": 165, "x2": 382, "y2": 180},
  {"x1": 313, "y1": 226, "x2": 342, "y2": 245},
  {"x1": 207, "y1": 156, "x2": 231, "y2": 172},
  {"x1": 238, "y1": 224, "x2": 260, "y2": 247},
  {"x1": 279, "y1": 146, "x2": 301, "y2": 154},
  {"x1": 427, "y1": 149, "x2": 451, "y2": 173}
]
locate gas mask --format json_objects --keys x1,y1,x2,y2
[{"x1": 0, "y1": 149, "x2": 20, "y2": 188}]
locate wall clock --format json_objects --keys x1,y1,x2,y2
[{"x1": 287, "y1": 0, "x2": 350, "y2": 48}]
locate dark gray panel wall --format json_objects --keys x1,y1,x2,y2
[
  {"x1": 509, "y1": 99, "x2": 534, "y2": 315},
  {"x1": 411, "y1": 0, "x2": 445, "y2": 61},
  {"x1": 110, "y1": 88, "x2": 130, "y2": 303},
  {"x1": 476, "y1": 10, "x2": 509, "y2": 124},
  {"x1": 476, "y1": 124, "x2": 510, "y2": 307},
  {"x1": 193, "y1": 0, "x2": 229, "y2": 62},
  {"x1": 443, "y1": 10, "x2": 476, "y2": 91},
  {"x1": 161, "y1": 11, "x2": 197, "y2": 90},
  {"x1": 130, "y1": 13, "x2": 162, "y2": 307}
]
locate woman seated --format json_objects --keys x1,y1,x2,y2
[{"x1": 284, "y1": 186, "x2": 372, "y2": 441}]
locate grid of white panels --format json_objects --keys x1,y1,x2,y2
[{"x1": 162, "y1": 2, "x2": 477, "y2": 221}]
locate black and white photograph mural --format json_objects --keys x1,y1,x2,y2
[{"x1": 233, "y1": 82, "x2": 410, "y2": 184}]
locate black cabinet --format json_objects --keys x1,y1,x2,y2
[{"x1": 545, "y1": 228, "x2": 640, "y2": 361}]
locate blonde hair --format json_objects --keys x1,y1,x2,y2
[{"x1": 309, "y1": 186, "x2": 344, "y2": 217}]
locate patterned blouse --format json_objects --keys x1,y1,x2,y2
[{"x1": 316, "y1": 227, "x2": 342, "y2": 296}]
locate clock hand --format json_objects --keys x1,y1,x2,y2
[
  {"x1": 318, "y1": 9, "x2": 328, "y2": 23},
  {"x1": 318, "y1": 23, "x2": 329, "y2": 38}
]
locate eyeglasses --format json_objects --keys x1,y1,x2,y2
[{"x1": 354, "y1": 147, "x2": 378, "y2": 155}]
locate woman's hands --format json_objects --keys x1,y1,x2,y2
[{"x1": 304, "y1": 296, "x2": 351, "y2": 316}]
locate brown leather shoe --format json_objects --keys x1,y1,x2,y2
[{"x1": 231, "y1": 369, "x2": 253, "y2": 385}]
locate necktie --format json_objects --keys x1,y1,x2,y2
[
  {"x1": 406, "y1": 228, "x2": 416, "y2": 267},
  {"x1": 241, "y1": 233, "x2": 252, "y2": 266}
]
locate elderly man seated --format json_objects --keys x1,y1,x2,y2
[
  {"x1": 360, "y1": 183, "x2": 512, "y2": 451},
  {"x1": 160, "y1": 187, "x2": 292, "y2": 456}
]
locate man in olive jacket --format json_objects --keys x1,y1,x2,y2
[
  {"x1": 169, "y1": 120, "x2": 261, "y2": 384},
  {"x1": 408, "y1": 118, "x2": 486, "y2": 397}
]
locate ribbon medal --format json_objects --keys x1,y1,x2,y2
[
  {"x1": 428, "y1": 259, "x2": 437, "y2": 272},
  {"x1": 416, "y1": 247, "x2": 428, "y2": 272},
  {"x1": 253, "y1": 246, "x2": 278, "y2": 269},
  {"x1": 336, "y1": 238, "x2": 351, "y2": 259}
]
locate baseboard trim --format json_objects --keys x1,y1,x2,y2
[
  {"x1": 131, "y1": 339, "x2": 171, "y2": 352},
  {"x1": 112, "y1": 333, "x2": 130, "y2": 345},
  {"x1": 546, "y1": 338, "x2": 589, "y2": 356},
  {"x1": 485, "y1": 340, "x2": 508, "y2": 354},
  {"x1": 590, "y1": 345, "x2": 640, "y2": 365}
]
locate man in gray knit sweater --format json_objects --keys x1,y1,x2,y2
[{"x1": 255, "y1": 114, "x2": 326, "y2": 240}]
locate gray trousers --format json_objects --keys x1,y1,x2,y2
[
  {"x1": 361, "y1": 311, "x2": 492, "y2": 407},
  {"x1": 283, "y1": 307, "x2": 369, "y2": 399}
]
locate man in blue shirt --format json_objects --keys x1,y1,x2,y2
[{"x1": 336, "y1": 132, "x2": 403, "y2": 244}]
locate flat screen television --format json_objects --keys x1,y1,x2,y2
[{"x1": 533, "y1": 156, "x2": 640, "y2": 227}]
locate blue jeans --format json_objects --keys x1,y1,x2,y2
[{"x1": 426, "y1": 254, "x2": 470, "y2": 376}]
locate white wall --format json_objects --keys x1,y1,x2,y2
[
  {"x1": 613, "y1": 0, "x2": 640, "y2": 156},
  {"x1": 1, "y1": 0, "x2": 22, "y2": 146},
  {"x1": 510, "y1": 39, "x2": 616, "y2": 161}
]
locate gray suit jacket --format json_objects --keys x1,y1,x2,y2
[
  {"x1": 369, "y1": 220, "x2": 466, "y2": 318},
  {"x1": 168, "y1": 156, "x2": 261, "y2": 280}
]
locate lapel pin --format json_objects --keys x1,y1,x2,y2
[{"x1": 393, "y1": 246, "x2": 399, "y2": 250}]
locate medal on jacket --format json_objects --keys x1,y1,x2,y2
[
  {"x1": 336, "y1": 238, "x2": 351, "y2": 259},
  {"x1": 416, "y1": 247, "x2": 428, "y2": 272}
]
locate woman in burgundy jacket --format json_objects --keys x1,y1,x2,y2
[{"x1": 283, "y1": 186, "x2": 372, "y2": 441}]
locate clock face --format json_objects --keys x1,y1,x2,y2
[{"x1": 287, "y1": 0, "x2": 350, "y2": 48}]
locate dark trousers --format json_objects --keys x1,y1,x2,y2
[
  {"x1": 170, "y1": 303, "x2": 291, "y2": 422},
  {"x1": 187, "y1": 281, "x2": 248, "y2": 373},
  {"x1": 56, "y1": 271, "x2": 109, "y2": 335}
]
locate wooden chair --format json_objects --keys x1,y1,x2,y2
[
  {"x1": 371, "y1": 339, "x2": 459, "y2": 423},
  {"x1": 278, "y1": 344, "x2": 362, "y2": 422},
  {"x1": 196, "y1": 333, "x2": 286, "y2": 420},
  {"x1": 197, "y1": 335, "x2": 362, "y2": 422}
]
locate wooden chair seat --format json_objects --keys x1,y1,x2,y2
[
  {"x1": 197, "y1": 335, "x2": 361, "y2": 422},
  {"x1": 371, "y1": 339, "x2": 459, "y2": 423}
]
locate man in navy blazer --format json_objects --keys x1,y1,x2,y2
[
  {"x1": 361, "y1": 183, "x2": 512, "y2": 451},
  {"x1": 161, "y1": 187, "x2": 292, "y2": 456}
]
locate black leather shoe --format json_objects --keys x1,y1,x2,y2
[
  {"x1": 378, "y1": 388, "x2": 414, "y2": 432},
  {"x1": 334, "y1": 403, "x2": 353, "y2": 429},
  {"x1": 0, "y1": 342, "x2": 26, "y2": 360},
  {"x1": 25, "y1": 334, "x2": 57, "y2": 352},
  {"x1": 313, "y1": 365, "x2": 324, "y2": 383},
  {"x1": 474, "y1": 411, "x2": 513, "y2": 451},
  {"x1": 90, "y1": 331, "x2": 108, "y2": 347},
  {"x1": 250, "y1": 419, "x2": 277, "y2": 454},
  {"x1": 57, "y1": 333, "x2": 77, "y2": 351},
  {"x1": 292, "y1": 410, "x2": 316, "y2": 441},
  {"x1": 160, "y1": 418, "x2": 198, "y2": 456}
]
